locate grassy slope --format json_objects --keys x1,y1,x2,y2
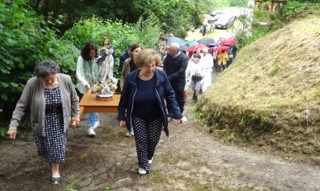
[{"x1": 197, "y1": 17, "x2": 320, "y2": 164}]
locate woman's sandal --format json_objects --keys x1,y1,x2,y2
[{"x1": 51, "y1": 177, "x2": 61, "y2": 184}]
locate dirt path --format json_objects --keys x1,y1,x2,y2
[
  {"x1": 1, "y1": 90, "x2": 320, "y2": 191},
  {"x1": 1, "y1": 28, "x2": 320, "y2": 190}
]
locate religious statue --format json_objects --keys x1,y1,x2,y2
[{"x1": 94, "y1": 77, "x2": 118, "y2": 101}]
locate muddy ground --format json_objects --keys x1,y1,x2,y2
[{"x1": 1, "y1": 88, "x2": 320, "y2": 191}]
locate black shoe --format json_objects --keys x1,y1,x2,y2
[
  {"x1": 193, "y1": 96, "x2": 198, "y2": 103},
  {"x1": 192, "y1": 94, "x2": 196, "y2": 100},
  {"x1": 51, "y1": 177, "x2": 61, "y2": 184}
]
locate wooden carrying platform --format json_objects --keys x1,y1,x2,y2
[
  {"x1": 79, "y1": 93, "x2": 120, "y2": 117},
  {"x1": 95, "y1": 94, "x2": 113, "y2": 101}
]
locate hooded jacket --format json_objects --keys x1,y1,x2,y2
[{"x1": 117, "y1": 69, "x2": 182, "y2": 136}]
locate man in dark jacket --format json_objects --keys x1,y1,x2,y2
[
  {"x1": 119, "y1": 43, "x2": 133, "y2": 72},
  {"x1": 163, "y1": 43, "x2": 189, "y2": 115}
]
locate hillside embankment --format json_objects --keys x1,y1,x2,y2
[
  {"x1": 1, "y1": 17, "x2": 320, "y2": 191},
  {"x1": 197, "y1": 18, "x2": 320, "y2": 164}
]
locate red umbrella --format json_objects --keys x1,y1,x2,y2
[
  {"x1": 220, "y1": 38, "x2": 237, "y2": 46},
  {"x1": 212, "y1": 46, "x2": 229, "y2": 52},
  {"x1": 186, "y1": 44, "x2": 209, "y2": 53}
]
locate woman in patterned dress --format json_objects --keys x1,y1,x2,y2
[{"x1": 7, "y1": 60, "x2": 80, "y2": 184}]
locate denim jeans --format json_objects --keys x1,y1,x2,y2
[{"x1": 88, "y1": 112, "x2": 99, "y2": 128}]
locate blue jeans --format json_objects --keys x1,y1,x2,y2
[{"x1": 88, "y1": 112, "x2": 99, "y2": 128}]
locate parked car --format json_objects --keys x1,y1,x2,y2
[
  {"x1": 214, "y1": 14, "x2": 236, "y2": 29},
  {"x1": 208, "y1": 14, "x2": 220, "y2": 23},
  {"x1": 210, "y1": 10, "x2": 226, "y2": 17}
]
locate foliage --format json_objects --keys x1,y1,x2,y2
[
  {"x1": 190, "y1": 0, "x2": 248, "y2": 12},
  {"x1": 62, "y1": 16, "x2": 161, "y2": 51},
  {"x1": 279, "y1": 1, "x2": 308, "y2": 21},
  {"x1": 66, "y1": 184, "x2": 78, "y2": 191},
  {"x1": 62, "y1": 16, "x2": 161, "y2": 79},
  {"x1": 0, "y1": 127, "x2": 6, "y2": 137},
  {"x1": 133, "y1": 14, "x2": 162, "y2": 49},
  {"x1": 0, "y1": 0, "x2": 78, "y2": 135},
  {"x1": 237, "y1": 0, "x2": 319, "y2": 49},
  {"x1": 236, "y1": 8, "x2": 284, "y2": 49},
  {"x1": 132, "y1": 0, "x2": 202, "y2": 37},
  {"x1": 229, "y1": 0, "x2": 248, "y2": 7},
  {"x1": 27, "y1": 0, "x2": 203, "y2": 38}
]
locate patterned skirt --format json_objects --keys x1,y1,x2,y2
[
  {"x1": 33, "y1": 87, "x2": 67, "y2": 163},
  {"x1": 33, "y1": 112, "x2": 66, "y2": 163}
]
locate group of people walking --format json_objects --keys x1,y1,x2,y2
[
  {"x1": 6, "y1": 39, "x2": 187, "y2": 184},
  {"x1": 185, "y1": 47, "x2": 214, "y2": 103}
]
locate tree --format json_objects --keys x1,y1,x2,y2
[
  {"x1": 132, "y1": 0, "x2": 202, "y2": 37},
  {"x1": 230, "y1": 0, "x2": 248, "y2": 7},
  {"x1": 0, "y1": 0, "x2": 78, "y2": 134},
  {"x1": 26, "y1": 0, "x2": 203, "y2": 37}
]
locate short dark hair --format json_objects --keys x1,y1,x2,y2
[
  {"x1": 34, "y1": 60, "x2": 60, "y2": 78},
  {"x1": 81, "y1": 42, "x2": 98, "y2": 61},
  {"x1": 193, "y1": 54, "x2": 201, "y2": 59}
]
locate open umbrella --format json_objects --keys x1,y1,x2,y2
[
  {"x1": 186, "y1": 44, "x2": 209, "y2": 53},
  {"x1": 208, "y1": 41, "x2": 219, "y2": 47},
  {"x1": 212, "y1": 45, "x2": 229, "y2": 52},
  {"x1": 183, "y1": 40, "x2": 198, "y2": 48},
  {"x1": 197, "y1": 37, "x2": 216, "y2": 46},
  {"x1": 166, "y1": 36, "x2": 186, "y2": 46},
  {"x1": 220, "y1": 38, "x2": 237, "y2": 46},
  {"x1": 181, "y1": 40, "x2": 198, "y2": 51}
]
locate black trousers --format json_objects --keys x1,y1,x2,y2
[
  {"x1": 170, "y1": 82, "x2": 185, "y2": 114},
  {"x1": 132, "y1": 117, "x2": 163, "y2": 172}
]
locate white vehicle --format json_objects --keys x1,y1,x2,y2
[
  {"x1": 214, "y1": 14, "x2": 236, "y2": 29},
  {"x1": 210, "y1": 10, "x2": 226, "y2": 17}
]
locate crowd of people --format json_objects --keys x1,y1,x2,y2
[
  {"x1": 6, "y1": 38, "x2": 190, "y2": 184},
  {"x1": 6, "y1": 36, "x2": 237, "y2": 183}
]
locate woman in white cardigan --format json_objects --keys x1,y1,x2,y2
[
  {"x1": 76, "y1": 42, "x2": 100, "y2": 137},
  {"x1": 185, "y1": 54, "x2": 205, "y2": 103}
]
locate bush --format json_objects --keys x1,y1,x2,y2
[
  {"x1": 0, "y1": 0, "x2": 78, "y2": 135},
  {"x1": 62, "y1": 16, "x2": 161, "y2": 79},
  {"x1": 280, "y1": 1, "x2": 307, "y2": 21},
  {"x1": 236, "y1": 8, "x2": 284, "y2": 49}
]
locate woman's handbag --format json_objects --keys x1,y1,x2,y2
[{"x1": 191, "y1": 75, "x2": 203, "y2": 82}]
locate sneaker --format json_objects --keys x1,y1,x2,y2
[
  {"x1": 148, "y1": 157, "x2": 153, "y2": 164},
  {"x1": 125, "y1": 131, "x2": 134, "y2": 137},
  {"x1": 87, "y1": 128, "x2": 96, "y2": 137},
  {"x1": 92, "y1": 121, "x2": 100, "y2": 129},
  {"x1": 138, "y1": 168, "x2": 147, "y2": 175}
]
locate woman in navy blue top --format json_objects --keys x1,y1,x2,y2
[{"x1": 118, "y1": 49, "x2": 184, "y2": 175}]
